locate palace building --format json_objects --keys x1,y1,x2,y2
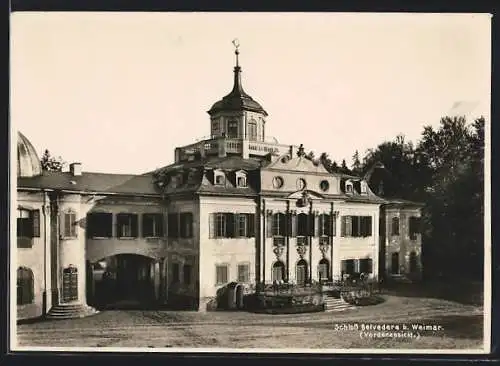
[{"x1": 15, "y1": 45, "x2": 423, "y2": 320}]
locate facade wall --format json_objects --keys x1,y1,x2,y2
[
  {"x1": 198, "y1": 196, "x2": 256, "y2": 299},
  {"x1": 260, "y1": 170, "x2": 340, "y2": 195},
  {"x1": 384, "y1": 208, "x2": 422, "y2": 279},
  {"x1": 16, "y1": 191, "x2": 51, "y2": 319},
  {"x1": 85, "y1": 196, "x2": 166, "y2": 263}
]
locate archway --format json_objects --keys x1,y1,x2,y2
[
  {"x1": 296, "y1": 259, "x2": 308, "y2": 286},
  {"x1": 88, "y1": 253, "x2": 156, "y2": 309},
  {"x1": 272, "y1": 261, "x2": 285, "y2": 283}
]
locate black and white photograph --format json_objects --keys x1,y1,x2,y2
[{"x1": 10, "y1": 12, "x2": 491, "y2": 353}]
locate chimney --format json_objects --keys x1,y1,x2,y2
[{"x1": 70, "y1": 162, "x2": 82, "y2": 176}]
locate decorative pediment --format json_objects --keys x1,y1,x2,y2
[{"x1": 286, "y1": 189, "x2": 325, "y2": 200}]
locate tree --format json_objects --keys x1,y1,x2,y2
[
  {"x1": 352, "y1": 150, "x2": 362, "y2": 175},
  {"x1": 41, "y1": 149, "x2": 66, "y2": 172},
  {"x1": 340, "y1": 159, "x2": 351, "y2": 174}
]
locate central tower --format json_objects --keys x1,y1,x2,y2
[{"x1": 207, "y1": 39, "x2": 268, "y2": 142}]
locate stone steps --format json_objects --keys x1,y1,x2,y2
[
  {"x1": 46, "y1": 303, "x2": 99, "y2": 320},
  {"x1": 323, "y1": 296, "x2": 357, "y2": 313}
]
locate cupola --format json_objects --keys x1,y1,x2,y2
[{"x1": 17, "y1": 131, "x2": 42, "y2": 178}]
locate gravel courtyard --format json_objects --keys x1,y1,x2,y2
[{"x1": 14, "y1": 294, "x2": 485, "y2": 351}]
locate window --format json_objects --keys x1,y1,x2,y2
[
  {"x1": 342, "y1": 259, "x2": 355, "y2": 275},
  {"x1": 183, "y1": 264, "x2": 192, "y2": 285},
  {"x1": 216, "y1": 264, "x2": 229, "y2": 285},
  {"x1": 215, "y1": 173, "x2": 226, "y2": 186},
  {"x1": 17, "y1": 267, "x2": 34, "y2": 305},
  {"x1": 296, "y1": 259, "x2": 308, "y2": 286},
  {"x1": 391, "y1": 252, "x2": 399, "y2": 274},
  {"x1": 17, "y1": 208, "x2": 39, "y2": 248},
  {"x1": 346, "y1": 183, "x2": 353, "y2": 194},
  {"x1": 211, "y1": 120, "x2": 220, "y2": 137},
  {"x1": 341, "y1": 216, "x2": 372, "y2": 237},
  {"x1": 167, "y1": 213, "x2": 179, "y2": 238},
  {"x1": 318, "y1": 259, "x2": 329, "y2": 281},
  {"x1": 61, "y1": 210, "x2": 77, "y2": 238},
  {"x1": 318, "y1": 214, "x2": 331, "y2": 236},
  {"x1": 209, "y1": 213, "x2": 255, "y2": 238},
  {"x1": 409, "y1": 217, "x2": 421, "y2": 240},
  {"x1": 237, "y1": 175, "x2": 247, "y2": 188},
  {"x1": 227, "y1": 120, "x2": 238, "y2": 138},
  {"x1": 297, "y1": 213, "x2": 309, "y2": 237},
  {"x1": 86, "y1": 212, "x2": 112, "y2": 238},
  {"x1": 180, "y1": 212, "x2": 193, "y2": 238},
  {"x1": 273, "y1": 236, "x2": 285, "y2": 247},
  {"x1": 237, "y1": 214, "x2": 247, "y2": 237},
  {"x1": 272, "y1": 213, "x2": 286, "y2": 236},
  {"x1": 248, "y1": 120, "x2": 258, "y2": 141},
  {"x1": 117, "y1": 213, "x2": 138, "y2": 238},
  {"x1": 171, "y1": 263, "x2": 180, "y2": 283},
  {"x1": 360, "y1": 181, "x2": 368, "y2": 194},
  {"x1": 320, "y1": 180, "x2": 329, "y2": 192},
  {"x1": 359, "y1": 258, "x2": 373, "y2": 274},
  {"x1": 391, "y1": 217, "x2": 400, "y2": 236},
  {"x1": 142, "y1": 213, "x2": 164, "y2": 238},
  {"x1": 272, "y1": 261, "x2": 285, "y2": 282},
  {"x1": 237, "y1": 263, "x2": 250, "y2": 283}
]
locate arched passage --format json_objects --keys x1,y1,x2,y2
[
  {"x1": 88, "y1": 253, "x2": 158, "y2": 309},
  {"x1": 318, "y1": 258, "x2": 330, "y2": 282}
]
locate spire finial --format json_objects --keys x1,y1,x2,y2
[{"x1": 232, "y1": 38, "x2": 240, "y2": 67}]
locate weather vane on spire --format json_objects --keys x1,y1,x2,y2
[{"x1": 232, "y1": 38, "x2": 240, "y2": 67}]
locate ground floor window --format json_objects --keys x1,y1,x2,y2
[
  {"x1": 272, "y1": 261, "x2": 285, "y2": 283},
  {"x1": 216, "y1": 264, "x2": 229, "y2": 285},
  {"x1": 359, "y1": 258, "x2": 373, "y2": 274},
  {"x1": 391, "y1": 252, "x2": 400, "y2": 274},
  {"x1": 318, "y1": 258, "x2": 329, "y2": 281},
  {"x1": 341, "y1": 259, "x2": 355, "y2": 277},
  {"x1": 296, "y1": 259, "x2": 308, "y2": 286},
  {"x1": 17, "y1": 267, "x2": 34, "y2": 305},
  {"x1": 237, "y1": 263, "x2": 250, "y2": 283},
  {"x1": 183, "y1": 264, "x2": 192, "y2": 285}
]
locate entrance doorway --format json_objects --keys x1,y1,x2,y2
[
  {"x1": 296, "y1": 259, "x2": 308, "y2": 286},
  {"x1": 88, "y1": 254, "x2": 156, "y2": 309}
]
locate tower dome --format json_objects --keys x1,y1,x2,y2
[
  {"x1": 207, "y1": 41, "x2": 267, "y2": 116},
  {"x1": 17, "y1": 131, "x2": 42, "y2": 177}
]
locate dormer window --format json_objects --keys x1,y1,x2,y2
[
  {"x1": 235, "y1": 170, "x2": 247, "y2": 188},
  {"x1": 214, "y1": 171, "x2": 226, "y2": 186},
  {"x1": 360, "y1": 181, "x2": 368, "y2": 195},
  {"x1": 345, "y1": 181, "x2": 354, "y2": 194}
]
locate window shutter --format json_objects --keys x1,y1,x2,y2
[
  {"x1": 131, "y1": 214, "x2": 138, "y2": 237},
  {"x1": 209, "y1": 213, "x2": 215, "y2": 239},
  {"x1": 86, "y1": 214, "x2": 92, "y2": 238},
  {"x1": 71, "y1": 212, "x2": 77, "y2": 237},
  {"x1": 247, "y1": 214, "x2": 255, "y2": 238},
  {"x1": 341, "y1": 216, "x2": 346, "y2": 237},
  {"x1": 314, "y1": 215, "x2": 319, "y2": 237},
  {"x1": 158, "y1": 214, "x2": 165, "y2": 237},
  {"x1": 331, "y1": 214, "x2": 336, "y2": 236},
  {"x1": 142, "y1": 214, "x2": 148, "y2": 237},
  {"x1": 187, "y1": 213, "x2": 193, "y2": 238},
  {"x1": 366, "y1": 216, "x2": 372, "y2": 237},
  {"x1": 31, "y1": 210, "x2": 40, "y2": 238},
  {"x1": 59, "y1": 212, "x2": 66, "y2": 238},
  {"x1": 279, "y1": 214, "x2": 286, "y2": 236},
  {"x1": 266, "y1": 212, "x2": 273, "y2": 238},
  {"x1": 226, "y1": 213, "x2": 235, "y2": 238},
  {"x1": 290, "y1": 215, "x2": 297, "y2": 237}
]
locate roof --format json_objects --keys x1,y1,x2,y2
[
  {"x1": 18, "y1": 171, "x2": 159, "y2": 195},
  {"x1": 207, "y1": 66, "x2": 267, "y2": 116},
  {"x1": 154, "y1": 155, "x2": 265, "y2": 174},
  {"x1": 382, "y1": 198, "x2": 425, "y2": 208}
]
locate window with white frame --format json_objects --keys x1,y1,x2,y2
[
  {"x1": 227, "y1": 120, "x2": 238, "y2": 138},
  {"x1": 215, "y1": 172, "x2": 226, "y2": 186},
  {"x1": 143, "y1": 213, "x2": 164, "y2": 237},
  {"x1": 237, "y1": 263, "x2": 250, "y2": 283},
  {"x1": 61, "y1": 210, "x2": 78, "y2": 238},
  {"x1": 216, "y1": 264, "x2": 229, "y2": 285},
  {"x1": 117, "y1": 213, "x2": 138, "y2": 238},
  {"x1": 236, "y1": 174, "x2": 247, "y2": 188},
  {"x1": 180, "y1": 212, "x2": 193, "y2": 238},
  {"x1": 345, "y1": 182, "x2": 354, "y2": 194},
  {"x1": 272, "y1": 213, "x2": 286, "y2": 236},
  {"x1": 237, "y1": 214, "x2": 247, "y2": 237}
]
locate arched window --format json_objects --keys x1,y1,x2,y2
[
  {"x1": 248, "y1": 119, "x2": 258, "y2": 141},
  {"x1": 391, "y1": 217, "x2": 400, "y2": 236},
  {"x1": 272, "y1": 261, "x2": 285, "y2": 283},
  {"x1": 409, "y1": 251, "x2": 418, "y2": 274},
  {"x1": 391, "y1": 252, "x2": 399, "y2": 274},
  {"x1": 318, "y1": 258, "x2": 329, "y2": 282},
  {"x1": 17, "y1": 267, "x2": 34, "y2": 305},
  {"x1": 296, "y1": 259, "x2": 308, "y2": 286}
]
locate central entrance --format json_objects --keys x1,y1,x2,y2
[{"x1": 87, "y1": 254, "x2": 157, "y2": 309}]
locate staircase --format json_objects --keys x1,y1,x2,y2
[
  {"x1": 323, "y1": 294, "x2": 357, "y2": 313},
  {"x1": 46, "y1": 303, "x2": 99, "y2": 320}
]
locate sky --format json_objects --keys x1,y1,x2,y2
[{"x1": 11, "y1": 12, "x2": 491, "y2": 174}]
